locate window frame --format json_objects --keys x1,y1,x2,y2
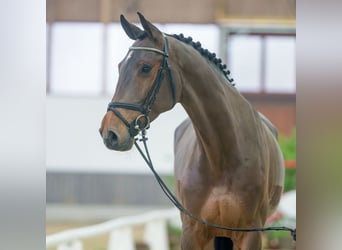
[{"x1": 219, "y1": 25, "x2": 296, "y2": 94}]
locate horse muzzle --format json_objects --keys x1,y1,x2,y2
[{"x1": 99, "y1": 127, "x2": 134, "y2": 151}]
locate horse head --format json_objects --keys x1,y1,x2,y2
[{"x1": 99, "y1": 12, "x2": 181, "y2": 151}]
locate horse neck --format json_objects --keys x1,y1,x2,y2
[{"x1": 175, "y1": 45, "x2": 260, "y2": 169}]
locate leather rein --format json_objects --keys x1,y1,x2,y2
[{"x1": 106, "y1": 35, "x2": 296, "y2": 241}]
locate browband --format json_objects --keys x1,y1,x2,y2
[{"x1": 129, "y1": 46, "x2": 168, "y2": 57}]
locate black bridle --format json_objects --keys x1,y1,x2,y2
[
  {"x1": 107, "y1": 35, "x2": 176, "y2": 137},
  {"x1": 107, "y1": 35, "x2": 296, "y2": 241}
]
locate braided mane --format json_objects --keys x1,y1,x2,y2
[
  {"x1": 136, "y1": 31, "x2": 235, "y2": 86},
  {"x1": 169, "y1": 33, "x2": 235, "y2": 86}
]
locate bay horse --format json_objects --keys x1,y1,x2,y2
[{"x1": 99, "y1": 12, "x2": 285, "y2": 250}]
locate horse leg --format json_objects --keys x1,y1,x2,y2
[
  {"x1": 240, "y1": 231, "x2": 262, "y2": 250},
  {"x1": 180, "y1": 221, "x2": 213, "y2": 250},
  {"x1": 180, "y1": 227, "x2": 203, "y2": 250}
]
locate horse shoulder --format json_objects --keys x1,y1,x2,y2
[
  {"x1": 173, "y1": 118, "x2": 199, "y2": 178},
  {"x1": 174, "y1": 118, "x2": 192, "y2": 151}
]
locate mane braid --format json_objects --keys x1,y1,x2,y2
[{"x1": 169, "y1": 33, "x2": 235, "y2": 86}]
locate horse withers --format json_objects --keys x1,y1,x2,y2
[{"x1": 99, "y1": 12, "x2": 285, "y2": 250}]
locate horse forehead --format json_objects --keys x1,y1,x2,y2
[
  {"x1": 121, "y1": 51, "x2": 133, "y2": 65},
  {"x1": 132, "y1": 38, "x2": 155, "y2": 49},
  {"x1": 119, "y1": 40, "x2": 146, "y2": 64},
  {"x1": 122, "y1": 42, "x2": 161, "y2": 64}
]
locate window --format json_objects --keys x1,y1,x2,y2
[
  {"x1": 46, "y1": 22, "x2": 220, "y2": 96},
  {"x1": 47, "y1": 23, "x2": 294, "y2": 96},
  {"x1": 227, "y1": 33, "x2": 295, "y2": 93},
  {"x1": 265, "y1": 36, "x2": 295, "y2": 92},
  {"x1": 106, "y1": 23, "x2": 133, "y2": 95},
  {"x1": 48, "y1": 23, "x2": 103, "y2": 95},
  {"x1": 228, "y1": 35, "x2": 262, "y2": 92}
]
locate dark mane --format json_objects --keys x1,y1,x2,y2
[{"x1": 169, "y1": 33, "x2": 235, "y2": 86}]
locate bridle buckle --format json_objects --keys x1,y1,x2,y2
[{"x1": 134, "y1": 114, "x2": 150, "y2": 131}]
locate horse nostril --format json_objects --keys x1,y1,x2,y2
[
  {"x1": 102, "y1": 129, "x2": 132, "y2": 151},
  {"x1": 107, "y1": 130, "x2": 118, "y2": 146}
]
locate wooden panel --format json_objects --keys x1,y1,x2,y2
[
  {"x1": 47, "y1": 0, "x2": 216, "y2": 23},
  {"x1": 111, "y1": 0, "x2": 215, "y2": 23},
  {"x1": 47, "y1": 0, "x2": 295, "y2": 23},
  {"x1": 47, "y1": 172, "x2": 173, "y2": 205},
  {"x1": 47, "y1": 0, "x2": 101, "y2": 22},
  {"x1": 243, "y1": 93, "x2": 296, "y2": 136},
  {"x1": 256, "y1": 103, "x2": 296, "y2": 136},
  {"x1": 216, "y1": 0, "x2": 296, "y2": 20}
]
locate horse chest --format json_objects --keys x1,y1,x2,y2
[
  {"x1": 179, "y1": 168, "x2": 243, "y2": 219},
  {"x1": 202, "y1": 186, "x2": 245, "y2": 224}
]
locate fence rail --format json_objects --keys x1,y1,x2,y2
[{"x1": 46, "y1": 208, "x2": 180, "y2": 250}]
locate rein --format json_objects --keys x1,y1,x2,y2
[{"x1": 107, "y1": 36, "x2": 296, "y2": 241}]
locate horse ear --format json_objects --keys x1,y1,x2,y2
[
  {"x1": 137, "y1": 12, "x2": 163, "y2": 42},
  {"x1": 120, "y1": 14, "x2": 144, "y2": 40}
]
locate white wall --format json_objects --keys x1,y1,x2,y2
[{"x1": 46, "y1": 96, "x2": 187, "y2": 174}]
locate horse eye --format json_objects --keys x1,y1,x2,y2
[{"x1": 140, "y1": 64, "x2": 152, "y2": 74}]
